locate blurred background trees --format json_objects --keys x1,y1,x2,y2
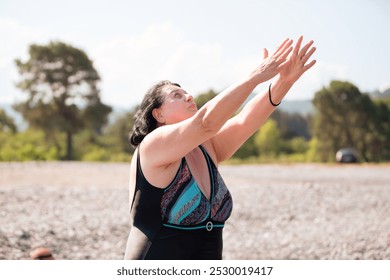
[
  {"x1": 1, "y1": 40, "x2": 389, "y2": 162},
  {"x1": 13, "y1": 41, "x2": 111, "y2": 160},
  {"x1": 313, "y1": 81, "x2": 390, "y2": 162},
  {"x1": 0, "y1": 109, "x2": 17, "y2": 133}
]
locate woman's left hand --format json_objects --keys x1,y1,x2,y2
[{"x1": 279, "y1": 36, "x2": 316, "y2": 84}]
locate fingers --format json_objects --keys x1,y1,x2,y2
[
  {"x1": 272, "y1": 39, "x2": 293, "y2": 67},
  {"x1": 298, "y1": 39, "x2": 314, "y2": 59},
  {"x1": 279, "y1": 46, "x2": 293, "y2": 62},
  {"x1": 275, "y1": 38, "x2": 293, "y2": 54},
  {"x1": 299, "y1": 40, "x2": 316, "y2": 73},
  {"x1": 293, "y1": 36, "x2": 316, "y2": 69},
  {"x1": 276, "y1": 36, "x2": 316, "y2": 82},
  {"x1": 263, "y1": 48, "x2": 268, "y2": 59},
  {"x1": 277, "y1": 59, "x2": 292, "y2": 70},
  {"x1": 259, "y1": 36, "x2": 316, "y2": 81},
  {"x1": 301, "y1": 46, "x2": 316, "y2": 65},
  {"x1": 275, "y1": 39, "x2": 293, "y2": 58},
  {"x1": 303, "y1": 59, "x2": 317, "y2": 73},
  {"x1": 293, "y1": 36, "x2": 303, "y2": 55}
]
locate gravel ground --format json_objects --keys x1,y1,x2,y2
[{"x1": 0, "y1": 162, "x2": 389, "y2": 260}]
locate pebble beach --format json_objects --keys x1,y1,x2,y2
[{"x1": 1, "y1": 162, "x2": 389, "y2": 260}]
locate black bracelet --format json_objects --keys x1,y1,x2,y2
[{"x1": 268, "y1": 83, "x2": 281, "y2": 106}]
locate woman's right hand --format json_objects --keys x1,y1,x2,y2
[{"x1": 250, "y1": 38, "x2": 293, "y2": 84}]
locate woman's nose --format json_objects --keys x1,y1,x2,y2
[{"x1": 186, "y1": 94, "x2": 193, "y2": 102}]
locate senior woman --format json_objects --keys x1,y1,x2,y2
[{"x1": 124, "y1": 36, "x2": 316, "y2": 259}]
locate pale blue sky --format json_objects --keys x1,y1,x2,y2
[{"x1": 1, "y1": 0, "x2": 389, "y2": 109}]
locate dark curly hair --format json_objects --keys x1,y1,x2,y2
[{"x1": 129, "y1": 80, "x2": 180, "y2": 147}]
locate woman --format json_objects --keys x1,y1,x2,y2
[{"x1": 124, "y1": 36, "x2": 316, "y2": 259}]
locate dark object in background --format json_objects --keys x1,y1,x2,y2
[
  {"x1": 30, "y1": 247, "x2": 55, "y2": 260},
  {"x1": 336, "y1": 148, "x2": 359, "y2": 163}
]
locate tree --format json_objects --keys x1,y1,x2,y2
[
  {"x1": 254, "y1": 119, "x2": 282, "y2": 157},
  {"x1": 271, "y1": 110, "x2": 312, "y2": 140},
  {"x1": 312, "y1": 80, "x2": 389, "y2": 162},
  {"x1": 104, "y1": 110, "x2": 135, "y2": 155},
  {"x1": 369, "y1": 100, "x2": 390, "y2": 161},
  {"x1": 194, "y1": 89, "x2": 218, "y2": 108},
  {"x1": 0, "y1": 109, "x2": 17, "y2": 133},
  {"x1": 233, "y1": 134, "x2": 258, "y2": 159},
  {"x1": 14, "y1": 41, "x2": 111, "y2": 160}
]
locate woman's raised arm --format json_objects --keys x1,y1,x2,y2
[
  {"x1": 210, "y1": 36, "x2": 317, "y2": 162},
  {"x1": 141, "y1": 38, "x2": 294, "y2": 168}
]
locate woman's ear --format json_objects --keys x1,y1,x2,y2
[{"x1": 152, "y1": 108, "x2": 165, "y2": 124}]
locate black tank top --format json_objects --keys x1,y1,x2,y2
[{"x1": 130, "y1": 145, "x2": 233, "y2": 241}]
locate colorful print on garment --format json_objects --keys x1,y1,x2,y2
[{"x1": 161, "y1": 146, "x2": 233, "y2": 229}]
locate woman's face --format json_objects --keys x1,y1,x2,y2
[{"x1": 153, "y1": 84, "x2": 198, "y2": 125}]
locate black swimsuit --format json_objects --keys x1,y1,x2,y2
[{"x1": 125, "y1": 145, "x2": 233, "y2": 260}]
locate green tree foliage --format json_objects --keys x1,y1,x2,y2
[
  {"x1": 271, "y1": 110, "x2": 311, "y2": 140},
  {"x1": 287, "y1": 137, "x2": 309, "y2": 154},
  {"x1": 305, "y1": 137, "x2": 321, "y2": 162},
  {"x1": 233, "y1": 134, "x2": 259, "y2": 159},
  {"x1": 73, "y1": 110, "x2": 134, "y2": 162},
  {"x1": 370, "y1": 99, "x2": 390, "y2": 161},
  {"x1": 0, "y1": 109, "x2": 17, "y2": 133},
  {"x1": 194, "y1": 89, "x2": 218, "y2": 108},
  {"x1": 103, "y1": 111, "x2": 135, "y2": 155},
  {"x1": 14, "y1": 41, "x2": 112, "y2": 160},
  {"x1": 0, "y1": 130, "x2": 59, "y2": 161},
  {"x1": 254, "y1": 119, "x2": 282, "y2": 157},
  {"x1": 313, "y1": 80, "x2": 390, "y2": 162}
]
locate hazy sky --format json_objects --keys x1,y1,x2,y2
[{"x1": 1, "y1": 0, "x2": 389, "y2": 109}]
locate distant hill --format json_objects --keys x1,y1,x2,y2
[
  {"x1": 240, "y1": 91, "x2": 315, "y2": 116},
  {"x1": 279, "y1": 87, "x2": 390, "y2": 115},
  {"x1": 279, "y1": 99, "x2": 315, "y2": 115},
  {"x1": 369, "y1": 87, "x2": 390, "y2": 99}
]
